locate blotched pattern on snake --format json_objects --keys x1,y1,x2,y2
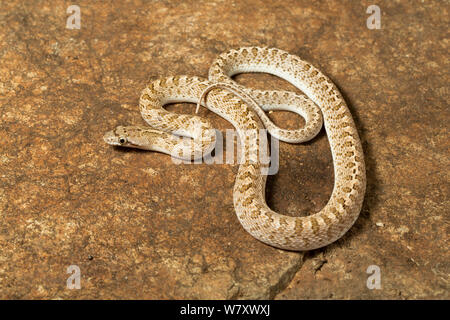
[{"x1": 104, "y1": 47, "x2": 366, "y2": 250}]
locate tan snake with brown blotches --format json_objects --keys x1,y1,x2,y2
[{"x1": 104, "y1": 47, "x2": 366, "y2": 250}]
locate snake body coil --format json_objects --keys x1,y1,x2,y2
[{"x1": 104, "y1": 47, "x2": 366, "y2": 250}]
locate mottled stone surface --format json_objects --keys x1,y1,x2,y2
[{"x1": 0, "y1": 0, "x2": 448, "y2": 299}]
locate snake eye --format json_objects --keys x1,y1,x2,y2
[{"x1": 119, "y1": 137, "x2": 126, "y2": 144}]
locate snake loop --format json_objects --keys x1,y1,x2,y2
[{"x1": 104, "y1": 47, "x2": 366, "y2": 250}]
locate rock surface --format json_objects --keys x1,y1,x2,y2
[{"x1": 0, "y1": 0, "x2": 448, "y2": 299}]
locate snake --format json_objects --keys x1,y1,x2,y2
[{"x1": 103, "y1": 47, "x2": 366, "y2": 251}]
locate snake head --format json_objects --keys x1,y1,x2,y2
[
  {"x1": 103, "y1": 125, "x2": 164, "y2": 150},
  {"x1": 103, "y1": 126, "x2": 130, "y2": 146},
  {"x1": 103, "y1": 125, "x2": 142, "y2": 149}
]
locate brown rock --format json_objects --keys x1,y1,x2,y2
[{"x1": 0, "y1": 0, "x2": 447, "y2": 299}]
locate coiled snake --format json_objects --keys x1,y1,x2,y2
[{"x1": 104, "y1": 47, "x2": 366, "y2": 250}]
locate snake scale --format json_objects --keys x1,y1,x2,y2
[{"x1": 104, "y1": 47, "x2": 366, "y2": 251}]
